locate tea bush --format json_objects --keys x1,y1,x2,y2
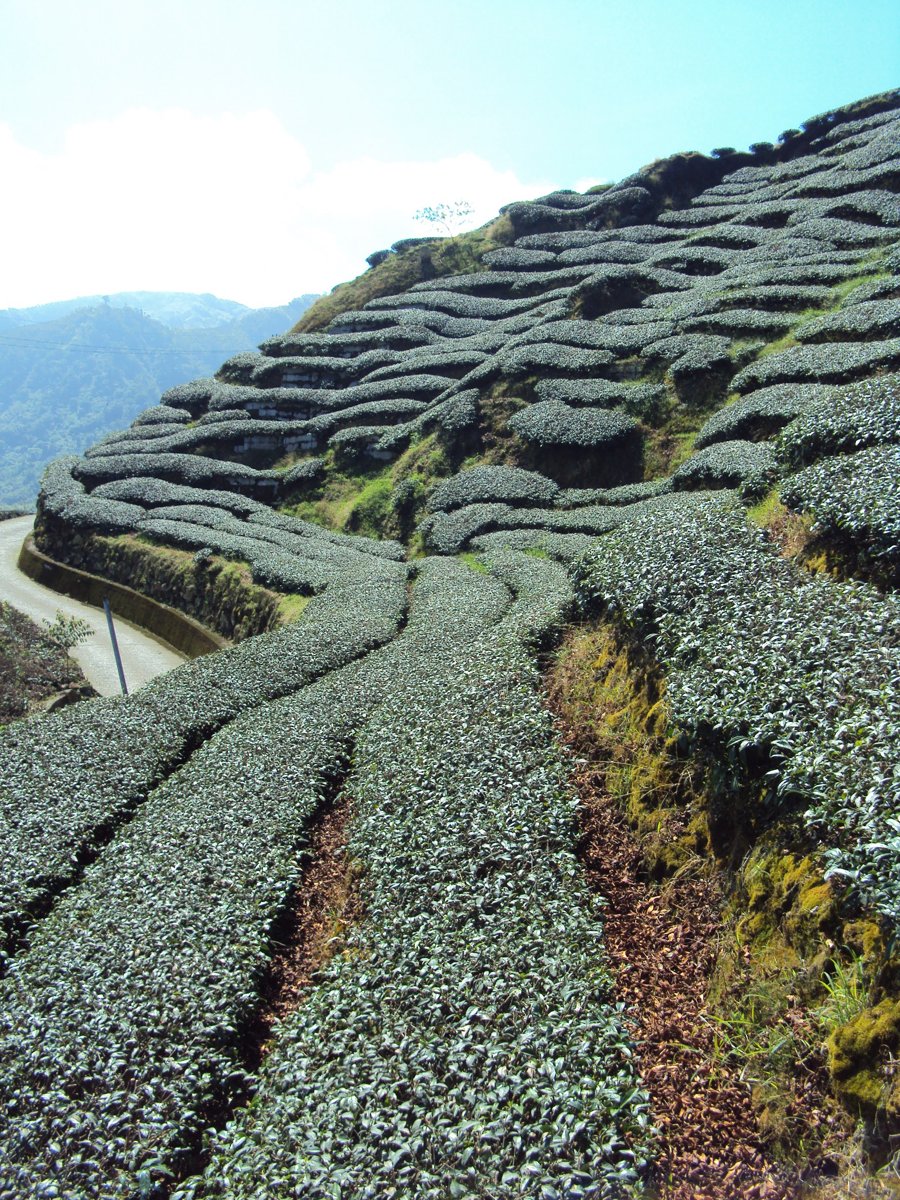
[
  {"x1": 508, "y1": 401, "x2": 637, "y2": 448},
  {"x1": 0, "y1": 670, "x2": 370, "y2": 1196},
  {"x1": 573, "y1": 496, "x2": 900, "y2": 921},
  {"x1": 733, "y1": 339, "x2": 900, "y2": 390},
  {"x1": 694, "y1": 384, "x2": 831, "y2": 447},
  {"x1": 781, "y1": 444, "x2": 900, "y2": 571},
  {"x1": 428, "y1": 465, "x2": 560, "y2": 512},
  {"x1": 559, "y1": 479, "x2": 672, "y2": 507},
  {"x1": 500, "y1": 343, "x2": 616, "y2": 378},
  {"x1": 778, "y1": 372, "x2": 900, "y2": 466},
  {"x1": 181, "y1": 559, "x2": 649, "y2": 1200},
  {"x1": 133, "y1": 404, "x2": 192, "y2": 426},
  {"x1": 0, "y1": 545, "x2": 408, "y2": 960},
  {"x1": 535, "y1": 378, "x2": 667, "y2": 419},
  {"x1": 672, "y1": 439, "x2": 778, "y2": 490},
  {"x1": 794, "y1": 298, "x2": 900, "y2": 342}
]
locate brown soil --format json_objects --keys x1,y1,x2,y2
[
  {"x1": 570, "y1": 753, "x2": 802, "y2": 1198},
  {"x1": 248, "y1": 792, "x2": 359, "y2": 1064},
  {"x1": 548, "y1": 703, "x2": 848, "y2": 1199}
]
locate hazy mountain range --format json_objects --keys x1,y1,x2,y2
[{"x1": 0, "y1": 291, "x2": 317, "y2": 505}]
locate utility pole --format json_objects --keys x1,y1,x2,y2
[{"x1": 102, "y1": 597, "x2": 128, "y2": 696}]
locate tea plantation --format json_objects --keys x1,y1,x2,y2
[{"x1": 1, "y1": 89, "x2": 899, "y2": 1197}]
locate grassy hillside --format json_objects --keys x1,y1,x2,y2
[
  {"x1": 3, "y1": 89, "x2": 900, "y2": 1199},
  {"x1": 291, "y1": 214, "x2": 515, "y2": 334}
]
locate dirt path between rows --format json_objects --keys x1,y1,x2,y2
[
  {"x1": 568, "y1": 750, "x2": 803, "y2": 1199},
  {"x1": 542, "y1": 643, "x2": 859, "y2": 1200},
  {"x1": 246, "y1": 792, "x2": 359, "y2": 1067}
]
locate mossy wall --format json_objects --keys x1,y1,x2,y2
[
  {"x1": 547, "y1": 622, "x2": 709, "y2": 877},
  {"x1": 19, "y1": 536, "x2": 225, "y2": 657},
  {"x1": 29, "y1": 526, "x2": 287, "y2": 643}
]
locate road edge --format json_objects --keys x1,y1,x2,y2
[{"x1": 18, "y1": 535, "x2": 228, "y2": 659}]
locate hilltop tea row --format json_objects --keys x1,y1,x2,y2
[{"x1": 1, "y1": 89, "x2": 899, "y2": 1197}]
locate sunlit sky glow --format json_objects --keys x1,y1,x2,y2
[{"x1": 1, "y1": 0, "x2": 896, "y2": 309}]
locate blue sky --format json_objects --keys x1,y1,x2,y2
[{"x1": 1, "y1": 0, "x2": 896, "y2": 307}]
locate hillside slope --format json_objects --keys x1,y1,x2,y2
[{"x1": 2, "y1": 90, "x2": 900, "y2": 1199}]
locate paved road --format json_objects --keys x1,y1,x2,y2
[{"x1": 0, "y1": 516, "x2": 186, "y2": 696}]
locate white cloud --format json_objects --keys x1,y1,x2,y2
[{"x1": 0, "y1": 110, "x2": 553, "y2": 309}]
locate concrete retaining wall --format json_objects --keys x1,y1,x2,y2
[{"x1": 18, "y1": 537, "x2": 228, "y2": 659}]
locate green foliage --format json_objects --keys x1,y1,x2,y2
[
  {"x1": 183, "y1": 558, "x2": 649, "y2": 1199},
  {"x1": 459, "y1": 550, "x2": 489, "y2": 573},
  {"x1": 38, "y1": 610, "x2": 94, "y2": 685},
  {"x1": 0, "y1": 528, "x2": 409, "y2": 962},
  {"x1": 343, "y1": 472, "x2": 393, "y2": 538},
  {"x1": 778, "y1": 373, "x2": 900, "y2": 468},
  {"x1": 0, "y1": 661, "x2": 369, "y2": 1194},
  {"x1": 781, "y1": 445, "x2": 900, "y2": 584},
  {"x1": 0, "y1": 601, "x2": 85, "y2": 722},
  {"x1": 413, "y1": 200, "x2": 475, "y2": 235},
  {"x1": 281, "y1": 436, "x2": 454, "y2": 543},
  {"x1": 41, "y1": 610, "x2": 93, "y2": 653},
  {"x1": 817, "y1": 955, "x2": 871, "y2": 1030}
]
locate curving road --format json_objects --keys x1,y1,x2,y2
[{"x1": 0, "y1": 516, "x2": 186, "y2": 696}]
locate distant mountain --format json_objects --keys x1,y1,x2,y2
[
  {"x1": 0, "y1": 293, "x2": 317, "y2": 505},
  {"x1": 0, "y1": 290, "x2": 319, "y2": 331}
]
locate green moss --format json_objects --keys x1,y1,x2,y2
[
  {"x1": 746, "y1": 489, "x2": 787, "y2": 530},
  {"x1": 746, "y1": 489, "x2": 828, "y2": 571},
  {"x1": 843, "y1": 920, "x2": 888, "y2": 966},
  {"x1": 643, "y1": 428, "x2": 696, "y2": 480},
  {"x1": 548, "y1": 623, "x2": 707, "y2": 877},
  {"x1": 829, "y1": 265, "x2": 890, "y2": 304},
  {"x1": 708, "y1": 832, "x2": 900, "y2": 1151},
  {"x1": 737, "y1": 844, "x2": 838, "y2": 955},
  {"x1": 755, "y1": 330, "x2": 801, "y2": 359},
  {"x1": 276, "y1": 594, "x2": 311, "y2": 624},
  {"x1": 459, "y1": 552, "x2": 489, "y2": 575},
  {"x1": 829, "y1": 998, "x2": 900, "y2": 1122},
  {"x1": 344, "y1": 474, "x2": 394, "y2": 538}
]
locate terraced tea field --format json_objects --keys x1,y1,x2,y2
[{"x1": 2, "y1": 89, "x2": 899, "y2": 1197}]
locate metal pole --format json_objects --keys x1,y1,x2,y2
[{"x1": 102, "y1": 597, "x2": 128, "y2": 696}]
